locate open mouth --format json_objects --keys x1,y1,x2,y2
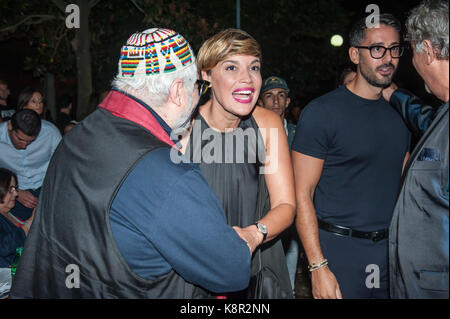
[
  {"x1": 232, "y1": 88, "x2": 255, "y2": 103},
  {"x1": 377, "y1": 66, "x2": 394, "y2": 76}
]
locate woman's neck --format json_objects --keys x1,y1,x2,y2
[{"x1": 200, "y1": 99, "x2": 242, "y2": 132}]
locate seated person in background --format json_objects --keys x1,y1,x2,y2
[
  {"x1": 0, "y1": 79, "x2": 14, "y2": 122},
  {"x1": 0, "y1": 168, "x2": 34, "y2": 268},
  {"x1": 0, "y1": 108, "x2": 60, "y2": 221},
  {"x1": 55, "y1": 94, "x2": 74, "y2": 134},
  {"x1": 17, "y1": 87, "x2": 46, "y2": 118}
]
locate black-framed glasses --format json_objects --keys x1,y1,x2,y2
[
  {"x1": 196, "y1": 79, "x2": 210, "y2": 96},
  {"x1": 354, "y1": 45, "x2": 404, "y2": 59},
  {"x1": 8, "y1": 185, "x2": 18, "y2": 194}
]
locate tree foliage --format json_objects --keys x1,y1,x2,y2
[
  {"x1": 240, "y1": 0, "x2": 352, "y2": 105},
  {"x1": 1, "y1": 0, "x2": 356, "y2": 117},
  {"x1": 0, "y1": 0, "x2": 219, "y2": 119}
]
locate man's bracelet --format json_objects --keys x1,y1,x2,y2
[{"x1": 308, "y1": 259, "x2": 328, "y2": 272}]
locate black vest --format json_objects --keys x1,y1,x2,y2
[{"x1": 10, "y1": 108, "x2": 209, "y2": 298}]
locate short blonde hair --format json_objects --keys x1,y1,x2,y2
[{"x1": 197, "y1": 29, "x2": 262, "y2": 77}]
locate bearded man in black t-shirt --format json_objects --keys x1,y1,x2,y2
[{"x1": 291, "y1": 14, "x2": 411, "y2": 299}]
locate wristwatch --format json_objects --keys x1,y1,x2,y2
[{"x1": 254, "y1": 222, "x2": 268, "y2": 242}]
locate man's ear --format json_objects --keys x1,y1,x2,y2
[
  {"x1": 349, "y1": 47, "x2": 360, "y2": 65},
  {"x1": 168, "y1": 79, "x2": 184, "y2": 107},
  {"x1": 7, "y1": 121, "x2": 12, "y2": 131},
  {"x1": 422, "y1": 40, "x2": 436, "y2": 64},
  {"x1": 286, "y1": 97, "x2": 291, "y2": 108}
]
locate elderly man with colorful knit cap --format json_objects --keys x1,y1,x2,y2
[{"x1": 9, "y1": 28, "x2": 251, "y2": 299}]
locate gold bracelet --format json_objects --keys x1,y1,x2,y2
[{"x1": 308, "y1": 259, "x2": 328, "y2": 272}]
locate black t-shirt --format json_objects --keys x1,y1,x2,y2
[{"x1": 292, "y1": 86, "x2": 411, "y2": 231}]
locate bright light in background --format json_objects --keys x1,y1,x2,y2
[{"x1": 330, "y1": 34, "x2": 343, "y2": 47}]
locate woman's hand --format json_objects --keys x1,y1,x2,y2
[{"x1": 233, "y1": 225, "x2": 264, "y2": 255}]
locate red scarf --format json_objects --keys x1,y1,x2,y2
[{"x1": 99, "y1": 90, "x2": 175, "y2": 147}]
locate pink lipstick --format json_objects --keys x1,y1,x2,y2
[{"x1": 232, "y1": 87, "x2": 255, "y2": 103}]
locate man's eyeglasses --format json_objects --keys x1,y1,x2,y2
[
  {"x1": 354, "y1": 45, "x2": 404, "y2": 59},
  {"x1": 8, "y1": 185, "x2": 18, "y2": 194},
  {"x1": 196, "y1": 80, "x2": 210, "y2": 96}
]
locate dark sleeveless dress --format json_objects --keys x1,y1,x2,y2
[
  {"x1": 186, "y1": 112, "x2": 266, "y2": 227},
  {"x1": 186, "y1": 111, "x2": 293, "y2": 299}
]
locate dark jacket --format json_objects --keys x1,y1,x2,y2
[
  {"x1": 9, "y1": 91, "x2": 231, "y2": 298},
  {"x1": 0, "y1": 214, "x2": 26, "y2": 268},
  {"x1": 389, "y1": 89, "x2": 449, "y2": 299}
]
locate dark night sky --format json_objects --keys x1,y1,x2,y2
[{"x1": 0, "y1": 0, "x2": 442, "y2": 108}]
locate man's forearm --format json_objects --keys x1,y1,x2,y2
[{"x1": 296, "y1": 195, "x2": 325, "y2": 265}]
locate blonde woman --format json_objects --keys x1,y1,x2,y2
[{"x1": 183, "y1": 29, "x2": 296, "y2": 298}]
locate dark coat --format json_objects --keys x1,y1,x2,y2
[
  {"x1": 9, "y1": 99, "x2": 209, "y2": 298},
  {"x1": 389, "y1": 89, "x2": 449, "y2": 299}
]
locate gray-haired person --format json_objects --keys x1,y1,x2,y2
[
  {"x1": 383, "y1": 0, "x2": 449, "y2": 299},
  {"x1": 9, "y1": 28, "x2": 251, "y2": 298}
]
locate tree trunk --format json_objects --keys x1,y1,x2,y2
[
  {"x1": 74, "y1": 0, "x2": 93, "y2": 121},
  {"x1": 43, "y1": 73, "x2": 56, "y2": 122}
]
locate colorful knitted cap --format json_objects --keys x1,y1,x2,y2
[{"x1": 118, "y1": 28, "x2": 195, "y2": 78}]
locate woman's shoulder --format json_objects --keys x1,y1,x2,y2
[{"x1": 252, "y1": 106, "x2": 284, "y2": 129}]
